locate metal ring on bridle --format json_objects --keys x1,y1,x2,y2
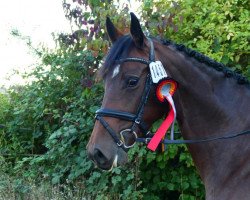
[{"x1": 120, "y1": 129, "x2": 138, "y2": 149}]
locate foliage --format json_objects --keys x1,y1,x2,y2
[
  {"x1": 0, "y1": 93, "x2": 9, "y2": 124},
  {"x1": 141, "y1": 0, "x2": 250, "y2": 77},
  {"x1": 0, "y1": 93, "x2": 9, "y2": 156},
  {"x1": 0, "y1": 0, "x2": 249, "y2": 199},
  {"x1": 0, "y1": 172, "x2": 86, "y2": 200}
]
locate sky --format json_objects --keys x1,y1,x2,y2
[
  {"x1": 0, "y1": 0, "x2": 140, "y2": 89},
  {"x1": 0, "y1": 0, "x2": 71, "y2": 88}
]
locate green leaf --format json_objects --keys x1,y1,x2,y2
[
  {"x1": 167, "y1": 183, "x2": 175, "y2": 190},
  {"x1": 52, "y1": 176, "x2": 60, "y2": 184}
]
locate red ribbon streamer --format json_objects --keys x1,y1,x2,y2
[{"x1": 147, "y1": 94, "x2": 175, "y2": 151}]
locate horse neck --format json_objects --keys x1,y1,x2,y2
[
  {"x1": 157, "y1": 43, "x2": 250, "y2": 192},
  {"x1": 158, "y1": 44, "x2": 232, "y2": 133},
  {"x1": 157, "y1": 43, "x2": 249, "y2": 134}
]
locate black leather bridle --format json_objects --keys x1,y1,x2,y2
[
  {"x1": 95, "y1": 38, "x2": 250, "y2": 151},
  {"x1": 95, "y1": 38, "x2": 155, "y2": 151}
]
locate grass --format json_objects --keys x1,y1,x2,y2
[{"x1": 0, "y1": 173, "x2": 88, "y2": 200}]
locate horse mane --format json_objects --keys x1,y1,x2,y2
[
  {"x1": 99, "y1": 35, "x2": 249, "y2": 86},
  {"x1": 161, "y1": 38, "x2": 250, "y2": 86},
  {"x1": 99, "y1": 35, "x2": 133, "y2": 79}
]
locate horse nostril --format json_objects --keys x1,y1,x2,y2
[{"x1": 93, "y1": 148, "x2": 108, "y2": 165}]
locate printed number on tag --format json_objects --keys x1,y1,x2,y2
[{"x1": 149, "y1": 61, "x2": 167, "y2": 83}]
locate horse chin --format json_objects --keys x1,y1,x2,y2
[
  {"x1": 100, "y1": 148, "x2": 128, "y2": 171},
  {"x1": 116, "y1": 147, "x2": 128, "y2": 166}
]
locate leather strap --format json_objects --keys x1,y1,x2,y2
[
  {"x1": 96, "y1": 115, "x2": 127, "y2": 151},
  {"x1": 136, "y1": 130, "x2": 250, "y2": 144},
  {"x1": 96, "y1": 109, "x2": 136, "y2": 122},
  {"x1": 117, "y1": 58, "x2": 150, "y2": 65}
]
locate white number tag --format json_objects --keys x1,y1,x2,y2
[{"x1": 149, "y1": 61, "x2": 167, "y2": 83}]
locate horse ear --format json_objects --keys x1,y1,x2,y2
[
  {"x1": 130, "y1": 12, "x2": 146, "y2": 48},
  {"x1": 106, "y1": 17, "x2": 123, "y2": 43}
]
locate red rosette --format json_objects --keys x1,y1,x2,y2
[{"x1": 155, "y1": 78, "x2": 178, "y2": 103}]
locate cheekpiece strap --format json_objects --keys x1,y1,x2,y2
[{"x1": 148, "y1": 38, "x2": 155, "y2": 62}]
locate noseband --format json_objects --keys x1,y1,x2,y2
[{"x1": 95, "y1": 38, "x2": 155, "y2": 151}]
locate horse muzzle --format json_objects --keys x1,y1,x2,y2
[{"x1": 87, "y1": 142, "x2": 128, "y2": 171}]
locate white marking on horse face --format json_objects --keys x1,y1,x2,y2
[
  {"x1": 113, "y1": 154, "x2": 118, "y2": 167},
  {"x1": 112, "y1": 65, "x2": 120, "y2": 78},
  {"x1": 108, "y1": 154, "x2": 118, "y2": 172}
]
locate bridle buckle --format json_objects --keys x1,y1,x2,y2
[
  {"x1": 145, "y1": 138, "x2": 151, "y2": 144},
  {"x1": 135, "y1": 118, "x2": 140, "y2": 124},
  {"x1": 116, "y1": 140, "x2": 124, "y2": 147}
]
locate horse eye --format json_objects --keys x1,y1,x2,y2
[{"x1": 126, "y1": 77, "x2": 139, "y2": 87}]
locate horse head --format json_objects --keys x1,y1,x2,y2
[{"x1": 87, "y1": 13, "x2": 167, "y2": 170}]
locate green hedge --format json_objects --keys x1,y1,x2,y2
[
  {"x1": 141, "y1": 0, "x2": 249, "y2": 77},
  {"x1": 0, "y1": 0, "x2": 248, "y2": 199}
]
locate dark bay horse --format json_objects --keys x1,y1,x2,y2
[{"x1": 87, "y1": 13, "x2": 250, "y2": 200}]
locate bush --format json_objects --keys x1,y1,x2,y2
[
  {"x1": 141, "y1": 0, "x2": 249, "y2": 77},
  {"x1": 0, "y1": 0, "x2": 248, "y2": 199},
  {"x1": 0, "y1": 93, "x2": 9, "y2": 124}
]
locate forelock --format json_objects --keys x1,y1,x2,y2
[{"x1": 99, "y1": 35, "x2": 133, "y2": 79}]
